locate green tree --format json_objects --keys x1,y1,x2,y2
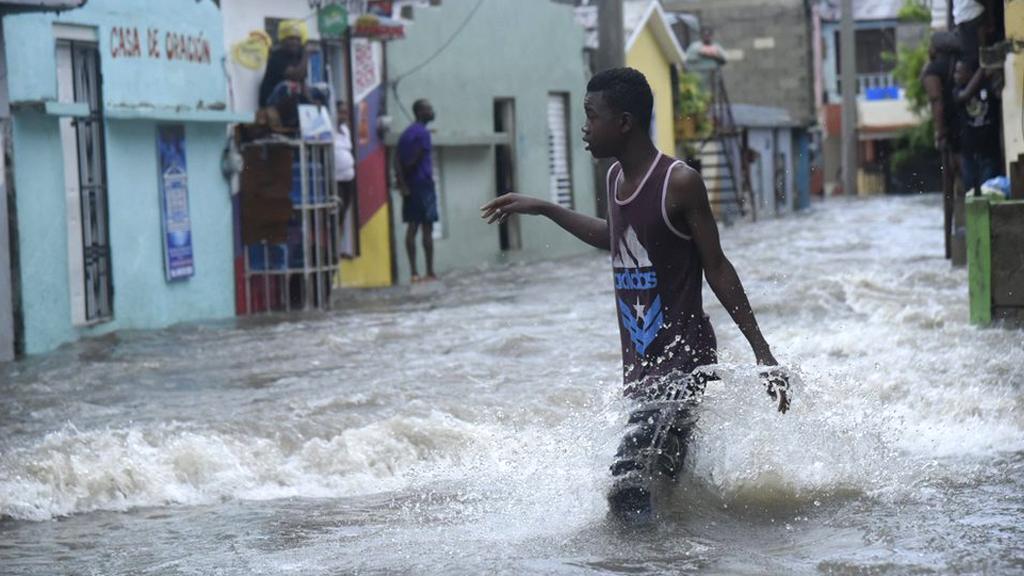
[
  {"x1": 890, "y1": 37, "x2": 930, "y2": 115},
  {"x1": 898, "y1": 0, "x2": 933, "y2": 23},
  {"x1": 886, "y1": 35, "x2": 934, "y2": 169}
]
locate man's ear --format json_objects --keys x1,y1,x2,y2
[{"x1": 619, "y1": 112, "x2": 634, "y2": 135}]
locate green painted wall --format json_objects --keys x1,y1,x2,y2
[
  {"x1": 966, "y1": 196, "x2": 992, "y2": 326},
  {"x1": 10, "y1": 116, "x2": 235, "y2": 354},
  {"x1": 386, "y1": 0, "x2": 598, "y2": 282},
  {"x1": 4, "y1": 0, "x2": 236, "y2": 355}
]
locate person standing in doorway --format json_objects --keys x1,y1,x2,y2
[
  {"x1": 395, "y1": 99, "x2": 438, "y2": 283},
  {"x1": 480, "y1": 68, "x2": 789, "y2": 523},
  {"x1": 334, "y1": 100, "x2": 356, "y2": 257}
]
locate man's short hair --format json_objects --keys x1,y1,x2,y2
[
  {"x1": 412, "y1": 99, "x2": 430, "y2": 117},
  {"x1": 586, "y1": 67, "x2": 654, "y2": 134}
]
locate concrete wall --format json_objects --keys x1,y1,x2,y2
[
  {"x1": 666, "y1": 0, "x2": 815, "y2": 126},
  {"x1": 385, "y1": 0, "x2": 596, "y2": 283},
  {"x1": 4, "y1": 0, "x2": 235, "y2": 354},
  {"x1": 1004, "y1": 0, "x2": 1024, "y2": 178},
  {"x1": 626, "y1": 23, "x2": 677, "y2": 156},
  {"x1": 5, "y1": 0, "x2": 228, "y2": 109}
]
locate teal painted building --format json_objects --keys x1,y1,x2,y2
[
  {"x1": 3, "y1": 0, "x2": 248, "y2": 355},
  {"x1": 385, "y1": 0, "x2": 597, "y2": 282}
]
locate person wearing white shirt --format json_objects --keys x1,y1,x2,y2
[
  {"x1": 953, "y1": 0, "x2": 988, "y2": 66},
  {"x1": 334, "y1": 100, "x2": 356, "y2": 256}
]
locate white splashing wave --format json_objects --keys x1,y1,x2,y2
[
  {"x1": 688, "y1": 359, "x2": 1024, "y2": 505},
  {"x1": 3, "y1": 360, "x2": 1020, "y2": 523},
  {"x1": 0, "y1": 412, "x2": 490, "y2": 521}
]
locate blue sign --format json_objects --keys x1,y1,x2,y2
[{"x1": 157, "y1": 125, "x2": 194, "y2": 281}]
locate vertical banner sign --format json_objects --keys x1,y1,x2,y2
[{"x1": 157, "y1": 125, "x2": 195, "y2": 281}]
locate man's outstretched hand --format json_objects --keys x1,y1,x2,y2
[
  {"x1": 480, "y1": 193, "x2": 545, "y2": 224},
  {"x1": 758, "y1": 365, "x2": 791, "y2": 414}
]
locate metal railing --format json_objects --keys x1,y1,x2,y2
[
  {"x1": 856, "y1": 72, "x2": 896, "y2": 94},
  {"x1": 241, "y1": 138, "x2": 340, "y2": 314},
  {"x1": 687, "y1": 68, "x2": 753, "y2": 221}
]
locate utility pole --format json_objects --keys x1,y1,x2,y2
[
  {"x1": 594, "y1": 0, "x2": 624, "y2": 73},
  {"x1": 840, "y1": 0, "x2": 857, "y2": 196},
  {"x1": 593, "y1": 0, "x2": 624, "y2": 219}
]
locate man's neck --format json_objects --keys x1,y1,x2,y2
[{"x1": 616, "y1": 139, "x2": 660, "y2": 181}]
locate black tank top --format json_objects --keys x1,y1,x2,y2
[{"x1": 607, "y1": 153, "x2": 717, "y2": 392}]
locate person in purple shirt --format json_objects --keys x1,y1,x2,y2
[{"x1": 395, "y1": 99, "x2": 438, "y2": 282}]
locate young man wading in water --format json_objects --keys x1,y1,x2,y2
[{"x1": 481, "y1": 68, "x2": 790, "y2": 522}]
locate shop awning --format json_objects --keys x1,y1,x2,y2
[
  {"x1": 104, "y1": 105, "x2": 252, "y2": 124},
  {"x1": 13, "y1": 100, "x2": 252, "y2": 124}
]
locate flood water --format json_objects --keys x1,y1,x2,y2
[{"x1": 1, "y1": 195, "x2": 1022, "y2": 575}]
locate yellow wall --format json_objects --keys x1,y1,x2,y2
[
  {"x1": 337, "y1": 205, "x2": 393, "y2": 288},
  {"x1": 626, "y1": 26, "x2": 676, "y2": 156},
  {"x1": 1004, "y1": 0, "x2": 1024, "y2": 176}
]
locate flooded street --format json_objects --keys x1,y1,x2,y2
[{"x1": 1, "y1": 195, "x2": 1022, "y2": 575}]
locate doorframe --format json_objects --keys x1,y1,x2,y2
[{"x1": 494, "y1": 97, "x2": 521, "y2": 251}]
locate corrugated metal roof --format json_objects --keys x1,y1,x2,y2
[{"x1": 730, "y1": 103, "x2": 798, "y2": 128}]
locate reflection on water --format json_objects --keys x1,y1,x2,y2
[{"x1": 1, "y1": 195, "x2": 1022, "y2": 575}]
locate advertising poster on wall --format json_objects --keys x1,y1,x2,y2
[{"x1": 157, "y1": 125, "x2": 195, "y2": 281}]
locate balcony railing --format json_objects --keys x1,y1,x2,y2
[{"x1": 857, "y1": 73, "x2": 895, "y2": 92}]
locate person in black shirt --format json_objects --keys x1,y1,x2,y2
[
  {"x1": 920, "y1": 31, "x2": 961, "y2": 257},
  {"x1": 953, "y1": 59, "x2": 1001, "y2": 194},
  {"x1": 259, "y1": 21, "x2": 307, "y2": 108}
]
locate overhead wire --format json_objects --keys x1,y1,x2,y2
[{"x1": 390, "y1": 0, "x2": 486, "y2": 121}]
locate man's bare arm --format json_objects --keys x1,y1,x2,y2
[
  {"x1": 666, "y1": 166, "x2": 774, "y2": 363},
  {"x1": 954, "y1": 67, "x2": 987, "y2": 104},
  {"x1": 392, "y1": 149, "x2": 409, "y2": 195},
  {"x1": 481, "y1": 193, "x2": 610, "y2": 250},
  {"x1": 922, "y1": 74, "x2": 947, "y2": 148},
  {"x1": 667, "y1": 165, "x2": 788, "y2": 412}
]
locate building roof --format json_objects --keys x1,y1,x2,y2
[
  {"x1": 0, "y1": 0, "x2": 85, "y2": 12},
  {"x1": 624, "y1": 0, "x2": 687, "y2": 66},
  {"x1": 818, "y1": 0, "x2": 922, "y2": 22},
  {"x1": 730, "y1": 103, "x2": 798, "y2": 128}
]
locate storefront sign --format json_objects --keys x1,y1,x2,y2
[
  {"x1": 352, "y1": 38, "x2": 382, "y2": 103},
  {"x1": 366, "y1": 1, "x2": 394, "y2": 17},
  {"x1": 298, "y1": 105, "x2": 334, "y2": 142},
  {"x1": 352, "y1": 14, "x2": 404, "y2": 40},
  {"x1": 157, "y1": 125, "x2": 195, "y2": 281},
  {"x1": 318, "y1": 4, "x2": 348, "y2": 39},
  {"x1": 111, "y1": 25, "x2": 211, "y2": 64}
]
